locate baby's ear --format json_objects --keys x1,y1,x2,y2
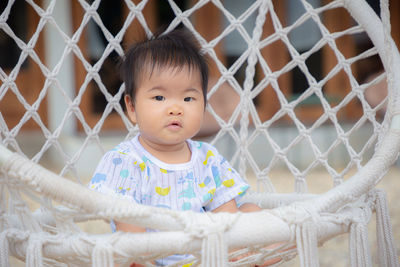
[{"x1": 124, "y1": 95, "x2": 137, "y2": 124}]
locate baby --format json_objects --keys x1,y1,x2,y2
[{"x1": 89, "y1": 29, "x2": 262, "y2": 266}]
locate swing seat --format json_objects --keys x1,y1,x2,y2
[{"x1": 1, "y1": 0, "x2": 400, "y2": 266}]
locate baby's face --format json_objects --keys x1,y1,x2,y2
[{"x1": 126, "y1": 65, "x2": 205, "y2": 148}]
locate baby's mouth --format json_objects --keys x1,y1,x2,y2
[{"x1": 167, "y1": 121, "x2": 182, "y2": 129}]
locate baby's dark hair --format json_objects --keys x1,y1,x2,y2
[{"x1": 120, "y1": 29, "x2": 209, "y2": 105}]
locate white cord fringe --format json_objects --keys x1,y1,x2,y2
[
  {"x1": 0, "y1": 231, "x2": 10, "y2": 267},
  {"x1": 296, "y1": 221, "x2": 319, "y2": 267},
  {"x1": 26, "y1": 233, "x2": 44, "y2": 267},
  {"x1": 92, "y1": 240, "x2": 114, "y2": 267},
  {"x1": 375, "y1": 189, "x2": 399, "y2": 267},
  {"x1": 202, "y1": 232, "x2": 228, "y2": 267},
  {"x1": 349, "y1": 211, "x2": 372, "y2": 267}
]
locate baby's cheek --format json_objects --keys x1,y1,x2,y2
[
  {"x1": 191, "y1": 119, "x2": 204, "y2": 135},
  {"x1": 193, "y1": 112, "x2": 205, "y2": 127}
]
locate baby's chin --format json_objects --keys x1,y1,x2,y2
[{"x1": 144, "y1": 137, "x2": 188, "y2": 148}]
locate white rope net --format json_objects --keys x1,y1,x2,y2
[{"x1": 0, "y1": 0, "x2": 399, "y2": 266}]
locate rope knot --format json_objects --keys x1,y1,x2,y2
[
  {"x1": 42, "y1": 11, "x2": 53, "y2": 21},
  {"x1": 273, "y1": 202, "x2": 320, "y2": 226},
  {"x1": 185, "y1": 219, "x2": 229, "y2": 239},
  {"x1": 85, "y1": 7, "x2": 98, "y2": 17},
  {"x1": 108, "y1": 38, "x2": 120, "y2": 48}
]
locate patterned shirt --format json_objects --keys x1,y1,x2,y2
[
  {"x1": 89, "y1": 134, "x2": 249, "y2": 265},
  {"x1": 89, "y1": 135, "x2": 249, "y2": 211}
]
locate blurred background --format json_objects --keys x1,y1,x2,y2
[
  {"x1": 1, "y1": 1, "x2": 400, "y2": 265},
  {"x1": 1, "y1": 0, "x2": 399, "y2": 178}
]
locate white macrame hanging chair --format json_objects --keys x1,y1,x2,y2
[{"x1": 1, "y1": 0, "x2": 400, "y2": 266}]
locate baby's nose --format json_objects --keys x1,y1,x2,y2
[{"x1": 168, "y1": 105, "x2": 183, "y2": 115}]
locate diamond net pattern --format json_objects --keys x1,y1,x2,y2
[
  {"x1": 0, "y1": 0, "x2": 399, "y2": 266},
  {"x1": 0, "y1": 0, "x2": 389, "y2": 191}
]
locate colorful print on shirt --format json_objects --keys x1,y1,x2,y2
[{"x1": 89, "y1": 135, "x2": 249, "y2": 213}]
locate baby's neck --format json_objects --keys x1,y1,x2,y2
[{"x1": 138, "y1": 136, "x2": 191, "y2": 164}]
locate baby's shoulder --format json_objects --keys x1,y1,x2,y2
[
  {"x1": 102, "y1": 139, "x2": 143, "y2": 163},
  {"x1": 111, "y1": 139, "x2": 135, "y2": 153},
  {"x1": 190, "y1": 140, "x2": 225, "y2": 165},
  {"x1": 190, "y1": 140, "x2": 219, "y2": 154}
]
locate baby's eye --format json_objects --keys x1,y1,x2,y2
[
  {"x1": 154, "y1": 95, "x2": 165, "y2": 101},
  {"x1": 184, "y1": 97, "x2": 194, "y2": 102}
]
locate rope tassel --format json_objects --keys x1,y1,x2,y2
[
  {"x1": 0, "y1": 231, "x2": 10, "y2": 267},
  {"x1": 26, "y1": 234, "x2": 44, "y2": 267},
  {"x1": 375, "y1": 190, "x2": 399, "y2": 267},
  {"x1": 201, "y1": 232, "x2": 228, "y2": 267},
  {"x1": 92, "y1": 241, "x2": 114, "y2": 267},
  {"x1": 349, "y1": 222, "x2": 372, "y2": 267},
  {"x1": 296, "y1": 221, "x2": 319, "y2": 267}
]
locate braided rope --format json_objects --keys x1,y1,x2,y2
[{"x1": 1, "y1": 0, "x2": 400, "y2": 266}]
